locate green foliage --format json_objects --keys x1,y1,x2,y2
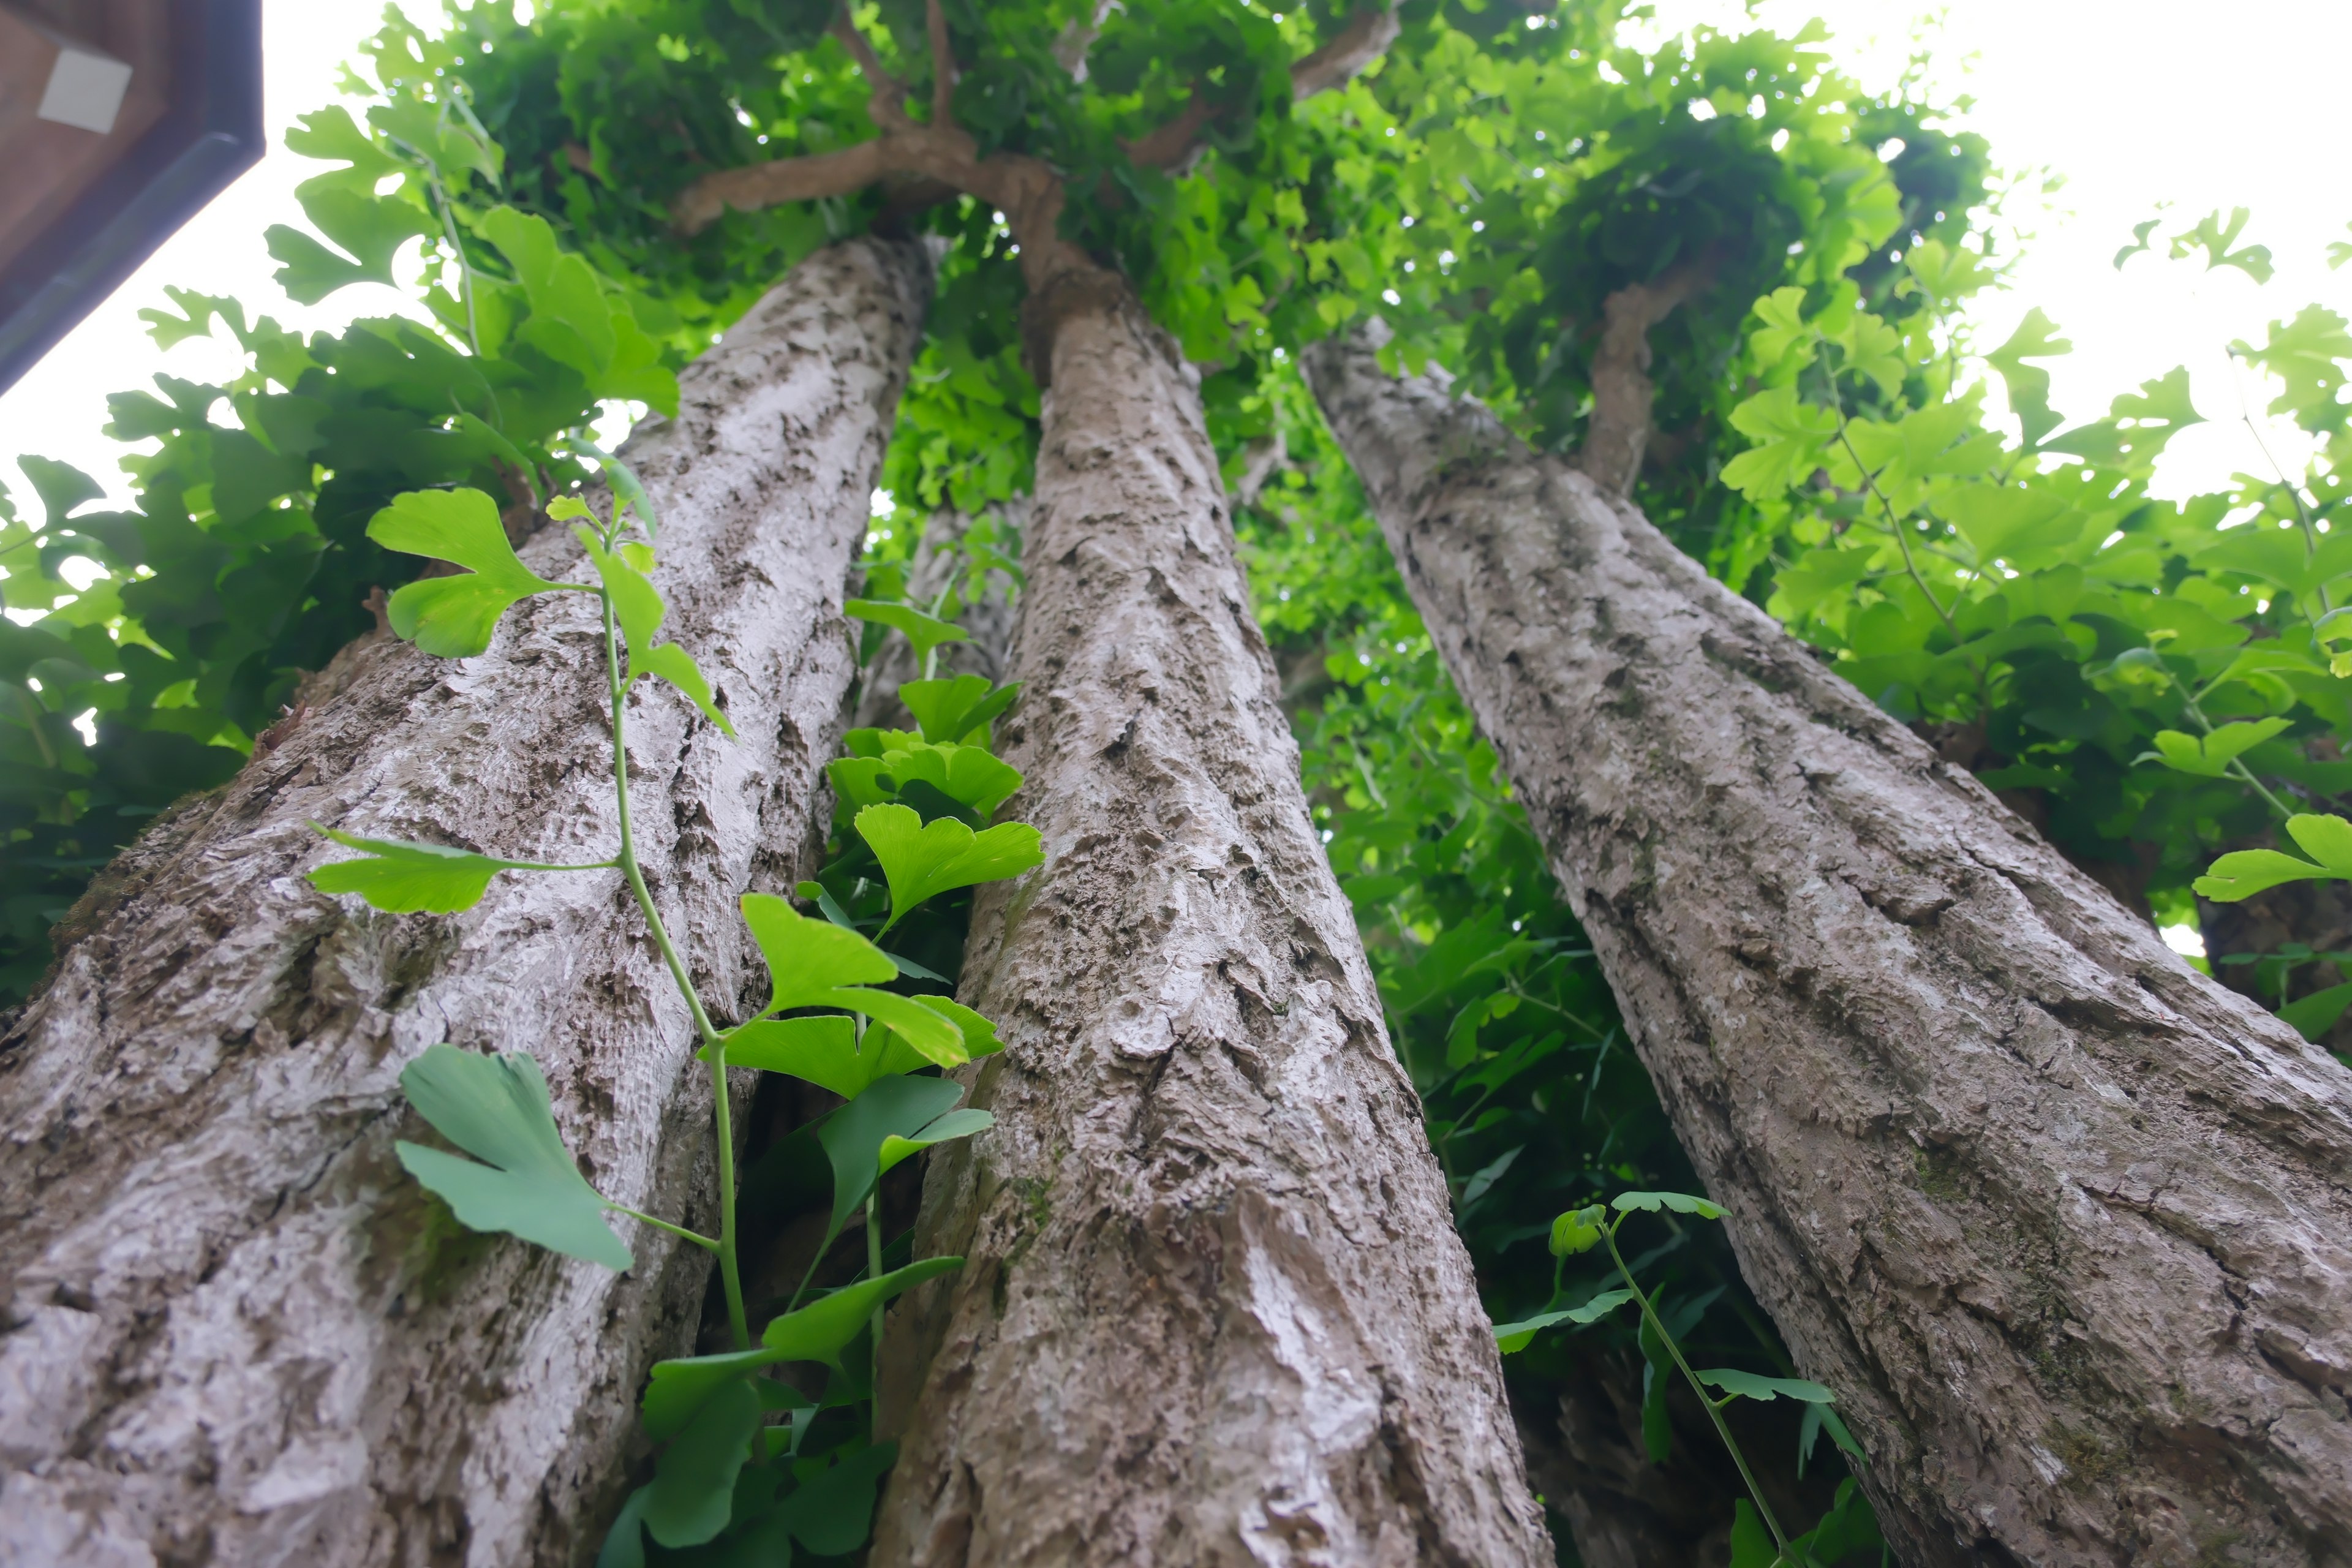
[
  {"x1": 307, "y1": 826, "x2": 607, "y2": 913},
  {"x1": 2197, "y1": 812, "x2": 2352, "y2": 900},
  {"x1": 1712, "y1": 213, "x2": 2352, "y2": 940},
  {"x1": 394, "y1": 1044, "x2": 635, "y2": 1269},
  {"x1": 371, "y1": 488, "x2": 576, "y2": 656},
  {"x1": 0, "y1": 80, "x2": 691, "y2": 1001}
]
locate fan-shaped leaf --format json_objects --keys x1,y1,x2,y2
[{"x1": 394, "y1": 1045, "x2": 630, "y2": 1269}]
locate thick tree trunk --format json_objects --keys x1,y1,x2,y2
[
  {"x1": 1303, "y1": 333, "x2": 2352, "y2": 1568},
  {"x1": 868, "y1": 283, "x2": 1551, "y2": 1567},
  {"x1": 0, "y1": 236, "x2": 931, "y2": 1568}
]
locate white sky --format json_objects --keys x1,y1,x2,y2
[{"x1": 4, "y1": 0, "x2": 2349, "y2": 511}]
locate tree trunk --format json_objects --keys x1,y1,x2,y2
[
  {"x1": 1302, "y1": 332, "x2": 2352, "y2": 1568},
  {"x1": 0, "y1": 236, "x2": 932, "y2": 1568},
  {"x1": 868, "y1": 281, "x2": 1552, "y2": 1567}
]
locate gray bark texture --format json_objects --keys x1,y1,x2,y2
[
  {"x1": 1302, "y1": 330, "x2": 2352, "y2": 1568},
  {"x1": 0, "y1": 236, "x2": 931, "y2": 1568},
  {"x1": 867, "y1": 285, "x2": 1553, "y2": 1568}
]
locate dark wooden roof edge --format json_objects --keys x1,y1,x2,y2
[{"x1": 0, "y1": 0, "x2": 265, "y2": 396}]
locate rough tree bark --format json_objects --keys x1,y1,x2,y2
[
  {"x1": 1304, "y1": 331, "x2": 2352, "y2": 1568},
  {"x1": 0, "y1": 236, "x2": 930, "y2": 1568},
  {"x1": 865, "y1": 284, "x2": 1553, "y2": 1566}
]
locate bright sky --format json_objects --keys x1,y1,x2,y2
[{"x1": 4, "y1": 0, "x2": 2348, "y2": 511}]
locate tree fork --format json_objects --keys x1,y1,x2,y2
[
  {"x1": 0, "y1": 236, "x2": 932, "y2": 1568},
  {"x1": 868, "y1": 276, "x2": 1552, "y2": 1568},
  {"x1": 1303, "y1": 330, "x2": 2352, "y2": 1568}
]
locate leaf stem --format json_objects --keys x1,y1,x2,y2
[
  {"x1": 605, "y1": 1202, "x2": 720, "y2": 1252},
  {"x1": 603, "y1": 583, "x2": 750, "y2": 1352},
  {"x1": 867, "y1": 1188, "x2": 885, "y2": 1415},
  {"x1": 1602, "y1": 1221, "x2": 1795, "y2": 1562}
]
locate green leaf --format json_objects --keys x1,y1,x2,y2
[
  {"x1": 643, "y1": 1377, "x2": 761, "y2": 1549},
  {"x1": 736, "y1": 894, "x2": 968, "y2": 1063},
  {"x1": 266, "y1": 187, "x2": 436, "y2": 304},
  {"x1": 878, "y1": 1108, "x2": 996, "y2": 1177},
  {"x1": 1728, "y1": 1499, "x2": 1777, "y2": 1568},
  {"x1": 724, "y1": 1014, "x2": 930, "y2": 1098},
  {"x1": 2195, "y1": 813, "x2": 2352, "y2": 900},
  {"x1": 876, "y1": 740, "x2": 1025, "y2": 819},
  {"x1": 307, "y1": 825, "x2": 592, "y2": 913},
  {"x1": 775, "y1": 1440, "x2": 897, "y2": 1555},
  {"x1": 595, "y1": 1485, "x2": 651, "y2": 1568},
  {"x1": 394, "y1": 1044, "x2": 631, "y2": 1270},
  {"x1": 2170, "y1": 206, "x2": 2274, "y2": 283},
  {"x1": 897, "y1": 674, "x2": 1022, "y2": 744},
  {"x1": 1722, "y1": 386, "x2": 1840, "y2": 500},
  {"x1": 1611, "y1": 1190, "x2": 1727, "y2": 1219},
  {"x1": 638, "y1": 1257, "x2": 964, "y2": 1441},
  {"x1": 853, "y1": 803, "x2": 1044, "y2": 932},
  {"x1": 845, "y1": 598, "x2": 970, "y2": 668},
  {"x1": 1833, "y1": 309, "x2": 1906, "y2": 399},
  {"x1": 2137, "y1": 718, "x2": 2291, "y2": 778},
  {"x1": 820, "y1": 1074, "x2": 968, "y2": 1234},
  {"x1": 2277, "y1": 981, "x2": 2352, "y2": 1042},
  {"x1": 1548, "y1": 1204, "x2": 1608, "y2": 1256},
  {"x1": 1985, "y1": 307, "x2": 2071, "y2": 448},
  {"x1": 1698, "y1": 1366, "x2": 1838, "y2": 1403},
  {"x1": 369, "y1": 488, "x2": 570, "y2": 657},
  {"x1": 1745, "y1": 286, "x2": 1815, "y2": 371},
  {"x1": 478, "y1": 206, "x2": 618, "y2": 375},
  {"x1": 578, "y1": 530, "x2": 735, "y2": 736},
  {"x1": 1493, "y1": 1287, "x2": 1635, "y2": 1352},
  {"x1": 574, "y1": 437, "x2": 660, "y2": 537},
  {"x1": 765, "y1": 1254, "x2": 964, "y2": 1360}
]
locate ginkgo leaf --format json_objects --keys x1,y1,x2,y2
[
  {"x1": 854, "y1": 803, "x2": 1044, "y2": 932},
  {"x1": 1721, "y1": 386, "x2": 1839, "y2": 500},
  {"x1": 307, "y1": 825, "x2": 603, "y2": 913},
  {"x1": 642, "y1": 1377, "x2": 761, "y2": 1549},
  {"x1": 369, "y1": 488, "x2": 573, "y2": 657},
  {"x1": 1611, "y1": 1190, "x2": 1727, "y2": 1219},
  {"x1": 878, "y1": 1109, "x2": 996, "y2": 1177},
  {"x1": 736, "y1": 894, "x2": 965, "y2": 1061},
  {"x1": 639, "y1": 1256, "x2": 966, "y2": 1440},
  {"x1": 1549, "y1": 1204, "x2": 1609, "y2": 1256},
  {"x1": 898, "y1": 674, "x2": 1022, "y2": 745},
  {"x1": 2137, "y1": 718, "x2": 2290, "y2": 777},
  {"x1": 845, "y1": 598, "x2": 968, "y2": 667},
  {"x1": 723, "y1": 1014, "x2": 930, "y2": 1099},
  {"x1": 1697, "y1": 1368, "x2": 1838, "y2": 1404},
  {"x1": 1744, "y1": 286, "x2": 1815, "y2": 370},
  {"x1": 1493, "y1": 1288, "x2": 1636, "y2": 1352},
  {"x1": 2195, "y1": 812, "x2": 2352, "y2": 900},
  {"x1": 577, "y1": 529, "x2": 734, "y2": 737},
  {"x1": 394, "y1": 1044, "x2": 631, "y2": 1270},
  {"x1": 820, "y1": 1074, "x2": 968, "y2": 1234},
  {"x1": 883, "y1": 741, "x2": 1025, "y2": 819}
]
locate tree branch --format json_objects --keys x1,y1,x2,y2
[
  {"x1": 1290, "y1": 2, "x2": 1403, "y2": 100},
  {"x1": 1576, "y1": 257, "x2": 1717, "y2": 496},
  {"x1": 1123, "y1": 92, "x2": 1216, "y2": 172},
  {"x1": 673, "y1": 139, "x2": 899, "y2": 233},
  {"x1": 831, "y1": 6, "x2": 913, "y2": 132},
  {"x1": 926, "y1": 0, "x2": 957, "y2": 126}
]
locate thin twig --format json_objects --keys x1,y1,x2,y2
[{"x1": 926, "y1": 0, "x2": 956, "y2": 126}]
